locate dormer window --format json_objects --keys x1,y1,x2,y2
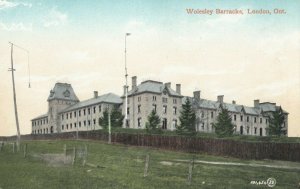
[{"x1": 63, "y1": 89, "x2": 70, "y2": 97}]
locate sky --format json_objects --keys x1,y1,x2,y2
[{"x1": 0, "y1": 0, "x2": 299, "y2": 137}]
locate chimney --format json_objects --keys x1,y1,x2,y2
[
  {"x1": 132, "y1": 76, "x2": 137, "y2": 90},
  {"x1": 94, "y1": 91, "x2": 98, "y2": 98},
  {"x1": 232, "y1": 100, "x2": 236, "y2": 104},
  {"x1": 254, "y1": 99, "x2": 260, "y2": 107},
  {"x1": 165, "y1": 82, "x2": 171, "y2": 88},
  {"x1": 217, "y1": 95, "x2": 224, "y2": 103},
  {"x1": 193, "y1": 91, "x2": 201, "y2": 101},
  {"x1": 176, "y1": 84, "x2": 181, "y2": 95}
]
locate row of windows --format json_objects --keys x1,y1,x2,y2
[
  {"x1": 33, "y1": 127, "x2": 53, "y2": 134},
  {"x1": 130, "y1": 96, "x2": 178, "y2": 104},
  {"x1": 32, "y1": 118, "x2": 48, "y2": 127},
  {"x1": 61, "y1": 118, "x2": 99, "y2": 130},
  {"x1": 136, "y1": 117, "x2": 177, "y2": 129},
  {"x1": 233, "y1": 115, "x2": 268, "y2": 124},
  {"x1": 130, "y1": 105, "x2": 177, "y2": 115},
  {"x1": 61, "y1": 105, "x2": 110, "y2": 120}
]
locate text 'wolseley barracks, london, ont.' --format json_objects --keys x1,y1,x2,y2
[{"x1": 186, "y1": 8, "x2": 287, "y2": 15}]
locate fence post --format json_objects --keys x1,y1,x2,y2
[
  {"x1": 63, "y1": 144, "x2": 67, "y2": 164},
  {"x1": 143, "y1": 154, "x2": 150, "y2": 177},
  {"x1": 82, "y1": 145, "x2": 87, "y2": 166},
  {"x1": 12, "y1": 142, "x2": 15, "y2": 153},
  {"x1": 72, "y1": 147, "x2": 76, "y2": 166},
  {"x1": 23, "y1": 143, "x2": 27, "y2": 158},
  {"x1": 187, "y1": 159, "x2": 194, "y2": 185}
]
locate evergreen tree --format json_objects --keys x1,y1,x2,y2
[
  {"x1": 99, "y1": 109, "x2": 109, "y2": 130},
  {"x1": 110, "y1": 107, "x2": 124, "y2": 128},
  {"x1": 99, "y1": 107, "x2": 124, "y2": 130},
  {"x1": 177, "y1": 98, "x2": 196, "y2": 136},
  {"x1": 146, "y1": 110, "x2": 161, "y2": 134},
  {"x1": 268, "y1": 109, "x2": 286, "y2": 136},
  {"x1": 212, "y1": 107, "x2": 235, "y2": 137}
]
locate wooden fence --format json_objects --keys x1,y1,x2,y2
[{"x1": 1, "y1": 131, "x2": 299, "y2": 162}]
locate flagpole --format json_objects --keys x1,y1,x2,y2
[{"x1": 124, "y1": 33, "x2": 130, "y2": 128}]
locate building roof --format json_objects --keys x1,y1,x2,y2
[
  {"x1": 60, "y1": 93, "x2": 122, "y2": 113},
  {"x1": 186, "y1": 96, "x2": 287, "y2": 115},
  {"x1": 127, "y1": 80, "x2": 182, "y2": 97},
  {"x1": 47, "y1": 83, "x2": 79, "y2": 102},
  {"x1": 31, "y1": 113, "x2": 48, "y2": 121}
]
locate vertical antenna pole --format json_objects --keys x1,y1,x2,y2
[
  {"x1": 124, "y1": 33, "x2": 131, "y2": 128},
  {"x1": 9, "y1": 42, "x2": 21, "y2": 151}
]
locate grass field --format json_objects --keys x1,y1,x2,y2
[{"x1": 0, "y1": 140, "x2": 299, "y2": 189}]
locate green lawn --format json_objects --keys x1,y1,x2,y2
[{"x1": 0, "y1": 140, "x2": 299, "y2": 189}]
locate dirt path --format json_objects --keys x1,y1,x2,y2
[{"x1": 167, "y1": 159, "x2": 300, "y2": 170}]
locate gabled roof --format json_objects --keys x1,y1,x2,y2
[
  {"x1": 47, "y1": 83, "x2": 79, "y2": 102},
  {"x1": 126, "y1": 80, "x2": 182, "y2": 97},
  {"x1": 258, "y1": 103, "x2": 276, "y2": 112},
  {"x1": 31, "y1": 113, "x2": 48, "y2": 121},
  {"x1": 60, "y1": 93, "x2": 122, "y2": 113}
]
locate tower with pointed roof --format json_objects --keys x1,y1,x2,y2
[{"x1": 47, "y1": 83, "x2": 79, "y2": 133}]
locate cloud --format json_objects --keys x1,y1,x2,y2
[
  {"x1": 0, "y1": 0, "x2": 32, "y2": 10},
  {"x1": 0, "y1": 22, "x2": 32, "y2": 31},
  {"x1": 43, "y1": 7, "x2": 67, "y2": 27}
]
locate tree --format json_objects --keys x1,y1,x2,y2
[
  {"x1": 145, "y1": 110, "x2": 161, "y2": 134},
  {"x1": 99, "y1": 107, "x2": 124, "y2": 130},
  {"x1": 212, "y1": 107, "x2": 235, "y2": 137},
  {"x1": 177, "y1": 98, "x2": 196, "y2": 136},
  {"x1": 268, "y1": 109, "x2": 286, "y2": 136}
]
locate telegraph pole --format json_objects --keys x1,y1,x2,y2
[
  {"x1": 124, "y1": 33, "x2": 131, "y2": 128},
  {"x1": 8, "y1": 42, "x2": 21, "y2": 151},
  {"x1": 8, "y1": 42, "x2": 30, "y2": 151}
]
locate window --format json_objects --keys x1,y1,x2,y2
[
  {"x1": 83, "y1": 109, "x2": 86, "y2": 115},
  {"x1": 70, "y1": 112, "x2": 72, "y2": 119},
  {"x1": 254, "y1": 127, "x2": 257, "y2": 134},
  {"x1": 172, "y1": 119, "x2": 177, "y2": 129},
  {"x1": 138, "y1": 96, "x2": 141, "y2": 102},
  {"x1": 62, "y1": 125, "x2": 64, "y2": 130},
  {"x1": 260, "y1": 118, "x2": 262, "y2": 123},
  {"x1": 153, "y1": 96, "x2": 156, "y2": 101},
  {"x1": 254, "y1": 117, "x2": 257, "y2": 123},
  {"x1": 62, "y1": 114, "x2": 64, "y2": 120},
  {"x1": 173, "y1": 107, "x2": 177, "y2": 115},
  {"x1": 126, "y1": 120, "x2": 129, "y2": 128},
  {"x1": 93, "y1": 107, "x2": 96, "y2": 114},
  {"x1": 234, "y1": 115, "x2": 236, "y2": 121},
  {"x1": 99, "y1": 105, "x2": 102, "y2": 112},
  {"x1": 162, "y1": 97, "x2": 168, "y2": 103},
  {"x1": 152, "y1": 104, "x2": 157, "y2": 113},
  {"x1": 66, "y1": 113, "x2": 68, "y2": 119},
  {"x1": 79, "y1": 121, "x2": 81, "y2": 127},
  {"x1": 138, "y1": 105, "x2": 141, "y2": 113},
  {"x1": 127, "y1": 107, "x2": 130, "y2": 115},
  {"x1": 93, "y1": 119, "x2": 96, "y2": 125},
  {"x1": 201, "y1": 111, "x2": 204, "y2": 118},
  {"x1": 88, "y1": 120, "x2": 91, "y2": 126},
  {"x1": 266, "y1": 119, "x2": 268, "y2": 124},
  {"x1": 247, "y1": 116, "x2": 249, "y2": 122},
  {"x1": 173, "y1": 99, "x2": 177, "y2": 104},
  {"x1": 66, "y1": 124, "x2": 68, "y2": 130},
  {"x1": 138, "y1": 118, "x2": 142, "y2": 128},
  {"x1": 79, "y1": 110, "x2": 81, "y2": 117},
  {"x1": 70, "y1": 123, "x2": 72, "y2": 129},
  {"x1": 211, "y1": 112, "x2": 214, "y2": 118},
  {"x1": 240, "y1": 115, "x2": 243, "y2": 121},
  {"x1": 88, "y1": 108, "x2": 90, "y2": 115},
  {"x1": 163, "y1": 106, "x2": 167, "y2": 114},
  {"x1": 74, "y1": 123, "x2": 77, "y2": 128},
  {"x1": 84, "y1": 121, "x2": 86, "y2": 126},
  {"x1": 162, "y1": 118, "x2": 167, "y2": 130}
]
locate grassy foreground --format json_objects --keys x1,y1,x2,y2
[{"x1": 0, "y1": 140, "x2": 299, "y2": 189}]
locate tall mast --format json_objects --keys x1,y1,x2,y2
[{"x1": 124, "y1": 33, "x2": 131, "y2": 127}]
